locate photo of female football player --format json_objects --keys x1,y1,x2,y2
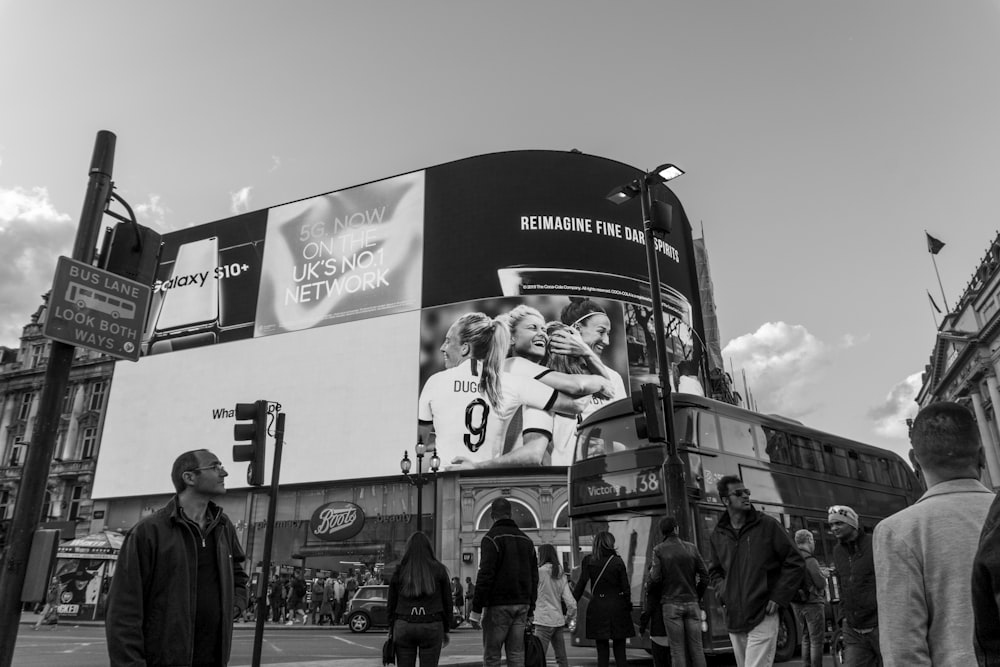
[{"x1": 417, "y1": 311, "x2": 586, "y2": 469}]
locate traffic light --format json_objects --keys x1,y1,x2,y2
[
  {"x1": 233, "y1": 400, "x2": 268, "y2": 486},
  {"x1": 635, "y1": 383, "x2": 668, "y2": 443}
]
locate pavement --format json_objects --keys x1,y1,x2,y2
[{"x1": 18, "y1": 613, "x2": 614, "y2": 667}]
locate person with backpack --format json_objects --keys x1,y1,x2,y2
[{"x1": 790, "y1": 529, "x2": 826, "y2": 667}]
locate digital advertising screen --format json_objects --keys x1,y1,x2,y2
[{"x1": 94, "y1": 151, "x2": 705, "y2": 498}]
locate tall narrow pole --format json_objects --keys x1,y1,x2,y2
[
  {"x1": 251, "y1": 412, "x2": 284, "y2": 667},
  {"x1": 931, "y1": 253, "x2": 951, "y2": 313},
  {"x1": 416, "y1": 454, "x2": 424, "y2": 533},
  {"x1": 639, "y1": 177, "x2": 690, "y2": 542},
  {"x1": 0, "y1": 131, "x2": 115, "y2": 666}
]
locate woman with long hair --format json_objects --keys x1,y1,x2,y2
[
  {"x1": 534, "y1": 544, "x2": 577, "y2": 667},
  {"x1": 418, "y1": 311, "x2": 585, "y2": 469},
  {"x1": 553, "y1": 298, "x2": 628, "y2": 421},
  {"x1": 573, "y1": 531, "x2": 635, "y2": 667},
  {"x1": 387, "y1": 531, "x2": 454, "y2": 667}
]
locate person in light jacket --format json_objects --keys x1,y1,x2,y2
[
  {"x1": 534, "y1": 543, "x2": 577, "y2": 667},
  {"x1": 874, "y1": 401, "x2": 993, "y2": 667}
]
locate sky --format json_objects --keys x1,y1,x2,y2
[{"x1": 2, "y1": 1, "x2": 999, "y2": 462}]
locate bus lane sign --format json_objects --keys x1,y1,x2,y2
[{"x1": 42, "y1": 256, "x2": 151, "y2": 361}]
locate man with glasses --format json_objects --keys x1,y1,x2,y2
[
  {"x1": 106, "y1": 449, "x2": 249, "y2": 667},
  {"x1": 829, "y1": 504, "x2": 880, "y2": 667},
  {"x1": 708, "y1": 475, "x2": 804, "y2": 667}
]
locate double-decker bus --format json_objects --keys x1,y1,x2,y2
[{"x1": 568, "y1": 392, "x2": 923, "y2": 663}]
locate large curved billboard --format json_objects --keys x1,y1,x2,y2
[{"x1": 94, "y1": 151, "x2": 705, "y2": 498}]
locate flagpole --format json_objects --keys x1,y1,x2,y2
[
  {"x1": 931, "y1": 253, "x2": 950, "y2": 313},
  {"x1": 927, "y1": 293, "x2": 940, "y2": 329},
  {"x1": 926, "y1": 230, "x2": 951, "y2": 312}
]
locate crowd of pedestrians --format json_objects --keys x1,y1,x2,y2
[{"x1": 99, "y1": 398, "x2": 1000, "y2": 666}]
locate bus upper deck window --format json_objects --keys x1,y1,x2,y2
[
  {"x1": 763, "y1": 428, "x2": 792, "y2": 464},
  {"x1": 717, "y1": 415, "x2": 756, "y2": 457},
  {"x1": 698, "y1": 413, "x2": 720, "y2": 450}
]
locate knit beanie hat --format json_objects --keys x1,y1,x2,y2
[{"x1": 828, "y1": 505, "x2": 859, "y2": 529}]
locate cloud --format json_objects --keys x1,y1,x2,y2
[
  {"x1": 722, "y1": 321, "x2": 829, "y2": 418},
  {"x1": 269, "y1": 155, "x2": 281, "y2": 172},
  {"x1": 230, "y1": 186, "x2": 252, "y2": 214},
  {"x1": 133, "y1": 193, "x2": 175, "y2": 231},
  {"x1": 0, "y1": 186, "x2": 75, "y2": 346},
  {"x1": 869, "y1": 372, "x2": 921, "y2": 438}
]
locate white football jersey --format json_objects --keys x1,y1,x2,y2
[{"x1": 418, "y1": 359, "x2": 557, "y2": 465}]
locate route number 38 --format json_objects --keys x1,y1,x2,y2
[{"x1": 636, "y1": 470, "x2": 660, "y2": 493}]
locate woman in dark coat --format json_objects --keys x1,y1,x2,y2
[{"x1": 573, "y1": 531, "x2": 635, "y2": 667}]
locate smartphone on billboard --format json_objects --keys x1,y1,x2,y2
[{"x1": 154, "y1": 236, "x2": 220, "y2": 333}]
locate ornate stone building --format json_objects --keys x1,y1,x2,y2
[
  {"x1": 0, "y1": 295, "x2": 114, "y2": 544},
  {"x1": 917, "y1": 231, "x2": 1000, "y2": 489}
]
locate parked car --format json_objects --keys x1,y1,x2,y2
[{"x1": 346, "y1": 585, "x2": 389, "y2": 633}]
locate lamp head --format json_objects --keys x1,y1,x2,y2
[
  {"x1": 400, "y1": 451, "x2": 411, "y2": 475},
  {"x1": 652, "y1": 164, "x2": 685, "y2": 182},
  {"x1": 606, "y1": 181, "x2": 641, "y2": 205},
  {"x1": 430, "y1": 453, "x2": 440, "y2": 472}
]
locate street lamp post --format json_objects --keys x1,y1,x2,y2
[
  {"x1": 606, "y1": 163, "x2": 690, "y2": 541},
  {"x1": 401, "y1": 439, "x2": 440, "y2": 533}
]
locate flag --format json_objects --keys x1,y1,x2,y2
[
  {"x1": 926, "y1": 232, "x2": 945, "y2": 255},
  {"x1": 927, "y1": 290, "x2": 942, "y2": 314}
]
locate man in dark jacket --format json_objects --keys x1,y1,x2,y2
[
  {"x1": 470, "y1": 498, "x2": 539, "y2": 667},
  {"x1": 708, "y1": 475, "x2": 804, "y2": 667},
  {"x1": 106, "y1": 449, "x2": 249, "y2": 666},
  {"x1": 829, "y1": 504, "x2": 880, "y2": 667},
  {"x1": 648, "y1": 516, "x2": 709, "y2": 667}
]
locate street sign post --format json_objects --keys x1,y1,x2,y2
[{"x1": 42, "y1": 256, "x2": 151, "y2": 361}]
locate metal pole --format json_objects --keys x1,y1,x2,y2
[
  {"x1": 639, "y1": 177, "x2": 690, "y2": 542},
  {"x1": 0, "y1": 131, "x2": 115, "y2": 666},
  {"x1": 251, "y1": 411, "x2": 284, "y2": 667},
  {"x1": 416, "y1": 454, "x2": 423, "y2": 534}
]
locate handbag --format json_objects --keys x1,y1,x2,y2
[
  {"x1": 523, "y1": 623, "x2": 546, "y2": 667},
  {"x1": 381, "y1": 631, "x2": 396, "y2": 666}
]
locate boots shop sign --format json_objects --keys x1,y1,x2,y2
[{"x1": 310, "y1": 502, "x2": 365, "y2": 541}]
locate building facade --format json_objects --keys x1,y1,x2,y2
[
  {"x1": 917, "y1": 231, "x2": 1000, "y2": 489},
  {"x1": 0, "y1": 295, "x2": 114, "y2": 545}
]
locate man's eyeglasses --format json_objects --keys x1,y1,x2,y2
[
  {"x1": 189, "y1": 463, "x2": 226, "y2": 474},
  {"x1": 727, "y1": 489, "x2": 751, "y2": 498}
]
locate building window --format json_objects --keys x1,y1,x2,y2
[
  {"x1": 7, "y1": 434, "x2": 25, "y2": 467},
  {"x1": 29, "y1": 344, "x2": 45, "y2": 369},
  {"x1": 62, "y1": 385, "x2": 76, "y2": 414},
  {"x1": 88, "y1": 382, "x2": 107, "y2": 412},
  {"x1": 79, "y1": 427, "x2": 98, "y2": 460},
  {"x1": 41, "y1": 490, "x2": 52, "y2": 520},
  {"x1": 475, "y1": 498, "x2": 539, "y2": 531},
  {"x1": 68, "y1": 485, "x2": 85, "y2": 521},
  {"x1": 17, "y1": 392, "x2": 33, "y2": 421},
  {"x1": 554, "y1": 502, "x2": 570, "y2": 529},
  {"x1": 0, "y1": 490, "x2": 11, "y2": 520}
]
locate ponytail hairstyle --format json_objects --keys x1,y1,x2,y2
[
  {"x1": 559, "y1": 297, "x2": 608, "y2": 330},
  {"x1": 543, "y1": 321, "x2": 590, "y2": 375},
  {"x1": 450, "y1": 312, "x2": 510, "y2": 407},
  {"x1": 537, "y1": 543, "x2": 562, "y2": 579},
  {"x1": 500, "y1": 305, "x2": 545, "y2": 357}
]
